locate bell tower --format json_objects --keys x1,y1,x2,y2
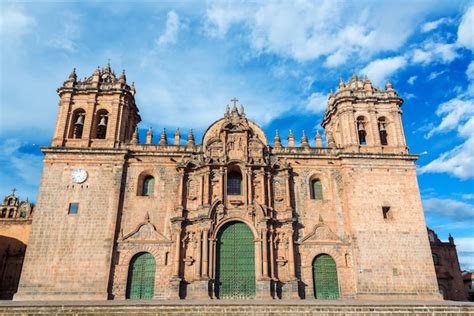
[
  {"x1": 51, "y1": 64, "x2": 141, "y2": 148},
  {"x1": 321, "y1": 75, "x2": 407, "y2": 154}
]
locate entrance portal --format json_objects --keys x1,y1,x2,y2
[
  {"x1": 215, "y1": 221, "x2": 256, "y2": 299},
  {"x1": 313, "y1": 254, "x2": 340, "y2": 299},
  {"x1": 126, "y1": 252, "x2": 156, "y2": 299}
]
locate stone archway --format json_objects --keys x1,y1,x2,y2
[{"x1": 215, "y1": 221, "x2": 256, "y2": 299}]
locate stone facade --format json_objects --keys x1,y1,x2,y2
[
  {"x1": 15, "y1": 66, "x2": 441, "y2": 301},
  {"x1": 428, "y1": 228, "x2": 466, "y2": 300},
  {"x1": 0, "y1": 192, "x2": 34, "y2": 299}
]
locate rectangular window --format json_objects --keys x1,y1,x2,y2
[
  {"x1": 382, "y1": 206, "x2": 391, "y2": 219},
  {"x1": 68, "y1": 203, "x2": 79, "y2": 214}
]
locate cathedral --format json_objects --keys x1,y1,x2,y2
[{"x1": 14, "y1": 65, "x2": 441, "y2": 301}]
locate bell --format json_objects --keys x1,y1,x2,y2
[
  {"x1": 98, "y1": 115, "x2": 107, "y2": 127},
  {"x1": 75, "y1": 114, "x2": 84, "y2": 126},
  {"x1": 357, "y1": 121, "x2": 364, "y2": 131},
  {"x1": 379, "y1": 123, "x2": 386, "y2": 132}
]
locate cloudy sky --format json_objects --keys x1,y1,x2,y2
[{"x1": 0, "y1": 1, "x2": 473, "y2": 270}]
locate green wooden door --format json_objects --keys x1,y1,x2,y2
[
  {"x1": 313, "y1": 254, "x2": 339, "y2": 299},
  {"x1": 126, "y1": 252, "x2": 156, "y2": 299},
  {"x1": 216, "y1": 222, "x2": 256, "y2": 299}
]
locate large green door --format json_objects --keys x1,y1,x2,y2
[
  {"x1": 313, "y1": 254, "x2": 339, "y2": 299},
  {"x1": 126, "y1": 252, "x2": 156, "y2": 299},
  {"x1": 216, "y1": 222, "x2": 256, "y2": 299}
]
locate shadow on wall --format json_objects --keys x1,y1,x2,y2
[{"x1": 0, "y1": 236, "x2": 26, "y2": 300}]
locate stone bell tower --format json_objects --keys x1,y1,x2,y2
[
  {"x1": 322, "y1": 74, "x2": 407, "y2": 154},
  {"x1": 51, "y1": 64, "x2": 141, "y2": 148}
]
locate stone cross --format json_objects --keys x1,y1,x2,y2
[{"x1": 231, "y1": 97, "x2": 239, "y2": 108}]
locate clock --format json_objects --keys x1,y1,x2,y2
[{"x1": 71, "y1": 169, "x2": 88, "y2": 184}]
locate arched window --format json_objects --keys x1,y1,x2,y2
[
  {"x1": 95, "y1": 110, "x2": 108, "y2": 139},
  {"x1": 356, "y1": 116, "x2": 367, "y2": 145},
  {"x1": 70, "y1": 109, "x2": 85, "y2": 139},
  {"x1": 311, "y1": 179, "x2": 323, "y2": 200},
  {"x1": 378, "y1": 117, "x2": 388, "y2": 145},
  {"x1": 8, "y1": 209, "x2": 14, "y2": 218},
  {"x1": 141, "y1": 176, "x2": 155, "y2": 196},
  {"x1": 1, "y1": 209, "x2": 6, "y2": 218},
  {"x1": 227, "y1": 171, "x2": 242, "y2": 195}
]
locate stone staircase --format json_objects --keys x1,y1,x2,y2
[{"x1": 0, "y1": 300, "x2": 473, "y2": 315}]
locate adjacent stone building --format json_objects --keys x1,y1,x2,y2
[
  {"x1": 428, "y1": 228, "x2": 466, "y2": 300},
  {"x1": 0, "y1": 191, "x2": 34, "y2": 299},
  {"x1": 15, "y1": 66, "x2": 441, "y2": 301}
]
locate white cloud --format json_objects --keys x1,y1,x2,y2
[
  {"x1": 46, "y1": 13, "x2": 81, "y2": 52},
  {"x1": 421, "y1": 17, "x2": 452, "y2": 33},
  {"x1": 412, "y1": 41, "x2": 459, "y2": 65},
  {"x1": 427, "y1": 70, "x2": 446, "y2": 80},
  {"x1": 304, "y1": 92, "x2": 328, "y2": 113},
  {"x1": 467, "y1": 61, "x2": 474, "y2": 96},
  {"x1": 407, "y1": 75, "x2": 417, "y2": 85},
  {"x1": 423, "y1": 197, "x2": 474, "y2": 219},
  {"x1": 157, "y1": 11, "x2": 181, "y2": 47},
  {"x1": 420, "y1": 98, "x2": 474, "y2": 179},
  {"x1": 0, "y1": 5, "x2": 35, "y2": 42},
  {"x1": 457, "y1": 5, "x2": 474, "y2": 51},
  {"x1": 359, "y1": 56, "x2": 407, "y2": 86},
  {"x1": 204, "y1": 1, "x2": 442, "y2": 66},
  {"x1": 455, "y1": 237, "x2": 474, "y2": 271}
]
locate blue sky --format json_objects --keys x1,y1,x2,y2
[{"x1": 0, "y1": 1, "x2": 473, "y2": 270}]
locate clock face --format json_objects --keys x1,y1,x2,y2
[{"x1": 71, "y1": 169, "x2": 88, "y2": 184}]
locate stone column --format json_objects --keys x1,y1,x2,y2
[
  {"x1": 260, "y1": 170, "x2": 266, "y2": 205},
  {"x1": 195, "y1": 230, "x2": 202, "y2": 279},
  {"x1": 282, "y1": 229, "x2": 300, "y2": 299},
  {"x1": 177, "y1": 169, "x2": 185, "y2": 211},
  {"x1": 247, "y1": 167, "x2": 253, "y2": 205},
  {"x1": 284, "y1": 171, "x2": 292, "y2": 210},
  {"x1": 244, "y1": 167, "x2": 249, "y2": 207},
  {"x1": 269, "y1": 228, "x2": 275, "y2": 279},
  {"x1": 369, "y1": 108, "x2": 380, "y2": 145},
  {"x1": 203, "y1": 170, "x2": 210, "y2": 206},
  {"x1": 266, "y1": 171, "x2": 273, "y2": 208},
  {"x1": 173, "y1": 230, "x2": 181, "y2": 277},
  {"x1": 262, "y1": 228, "x2": 269, "y2": 278},
  {"x1": 288, "y1": 231, "x2": 296, "y2": 279},
  {"x1": 202, "y1": 229, "x2": 209, "y2": 278},
  {"x1": 221, "y1": 167, "x2": 226, "y2": 208},
  {"x1": 255, "y1": 238, "x2": 262, "y2": 280}
]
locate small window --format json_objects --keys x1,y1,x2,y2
[
  {"x1": 227, "y1": 171, "x2": 242, "y2": 195},
  {"x1": 95, "y1": 110, "x2": 108, "y2": 139},
  {"x1": 311, "y1": 179, "x2": 323, "y2": 200},
  {"x1": 68, "y1": 203, "x2": 79, "y2": 214},
  {"x1": 142, "y1": 176, "x2": 155, "y2": 196},
  {"x1": 432, "y1": 254, "x2": 440, "y2": 265},
  {"x1": 71, "y1": 110, "x2": 85, "y2": 139},
  {"x1": 8, "y1": 209, "x2": 14, "y2": 218},
  {"x1": 1, "y1": 209, "x2": 6, "y2": 218},
  {"x1": 382, "y1": 206, "x2": 391, "y2": 219}
]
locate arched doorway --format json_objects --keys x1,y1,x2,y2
[
  {"x1": 215, "y1": 221, "x2": 256, "y2": 299},
  {"x1": 126, "y1": 252, "x2": 156, "y2": 299},
  {"x1": 313, "y1": 254, "x2": 340, "y2": 299}
]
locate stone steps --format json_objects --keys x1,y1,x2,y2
[{"x1": 0, "y1": 301, "x2": 473, "y2": 315}]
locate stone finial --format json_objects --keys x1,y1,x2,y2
[
  {"x1": 187, "y1": 129, "x2": 195, "y2": 146},
  {"x1": 363, "y1": 76, "x2": 372, "y2": 91},
  {"x1": 104, "y1": 62, "x2": 112, "y2": 73},
  {"x1": 225, "y1": 104, "x2": 230, "y2": 116},
  {"x1": 130, "y1": 82, "x2": 136, "y2": 96},
  {"x1": 351, "y1": 72, "x2": 358, "y2": 81},
  {"x1": 174, "y1": 128, "x2": 181, "y2": 145},
  {"x1": 449, "y1": 234, "x2": 454, "y2": 244},
  {"x1": 159, "y1": 128, "x2": 168, "y2": 145},
  {"x1": 315, "y1": 130, "x2": 323, "y2": 148},
  {"x1": 273, "y1": 130, "x2": 282, "y2": 148},
  {"x1": 301, "y1": 130, "x2": 309, "y2": 148},
  {"x1": 146, "y1": 127, "x2": 153, "y2": 144},
  {"x1": 240, "y1": 104, "x2": 245, "y2": 117},
  {"x1": 287, "y1": 130, "x2": 295, "y2": 147},
  {"x1": 131, "y1": 127, "x2": 139, "y2": 144},
  {"x1": 119, "y1": 70, "x2": 126, "y2": 84},
  {"x1": 338, "y1": 78, "x2": 345, "y2": 90},
  {"x1": 92, "y1": 66, "x2": 101, "y2": 83},
  {"x1": 68, "y1": 68, "x2": 77, "y2": 81},
  {"x1": 386, "y1": 80, "x2": 393, "y2": 91}
]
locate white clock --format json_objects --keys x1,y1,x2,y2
[{"x1": 71, "y1": 169, "x2": 88, "y2": 184}]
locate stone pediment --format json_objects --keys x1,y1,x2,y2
[
  {"x1": 122, "y1": 222, "x2": 170, "y2": 244},
  {"x1": 300, "y1": 223, "x2": 341, "y2": 244}
]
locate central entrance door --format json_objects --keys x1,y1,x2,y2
[
  {"x1": 126, "y1": 252, "x2": 156, "y2": 299},
  {"x1": 216, "y1": 221, "x2": 256, "y2": 299}
]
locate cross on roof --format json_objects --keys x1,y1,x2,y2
[
  {"x1": 11, "y1": 188, "x2": 16, "y2": 196},
  {"x1": 231, "y1": 97, "x2": 239, "y2": 107}
]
